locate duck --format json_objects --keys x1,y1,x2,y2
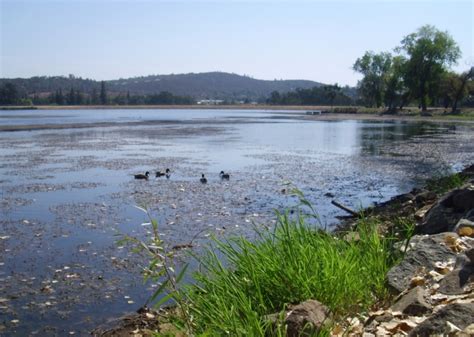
[
  {"x1": 219, "y1": 171, "x2": 230, "y2": 180},
  {"x1": 134, "y1": 171, "x2": 150, "y2": 180},
  {"x1": 200, "y1": 174, "x2": 207, "y2": 184},
  {"x1": 156, "y1": 168, "x2": 171, "y2": 178}
]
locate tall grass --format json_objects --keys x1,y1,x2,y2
[{"x1": 180, "y1": 208, "x2": 400, "y2": 336}]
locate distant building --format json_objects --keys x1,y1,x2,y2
[{"x1": 197, "y1": 99, "x2": 224, "y2": 105}]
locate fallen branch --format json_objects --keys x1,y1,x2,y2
[{"x1": 331, "y1": 200, "x2": 359, "y2": 217}]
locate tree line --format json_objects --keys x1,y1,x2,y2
[
  {"x1": 0, "y1": 80, "x2": 194, "y2": 106},
  {"x1": 353, "y1": 25, "x2": 473, "y2": 113},
  {"x1": 266, "y1": 84, "x2": 353, "y2": 106}
]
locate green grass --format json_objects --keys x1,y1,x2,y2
[
  {"x1": 175, "y1": 210, "x2": 401, "y2": 336},
  {"x1": 426, "y1": 172, "x2": 467, "y2": 194}
]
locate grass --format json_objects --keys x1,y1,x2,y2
[
  {"x1": 167, "y1": 203, "x2": 403, "y2": 336},
  {"x1": 426, "y1": 172, "x2": 467, "y2": 194}
]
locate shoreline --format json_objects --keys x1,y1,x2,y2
[{"x1": 1, "y1": 112, "x2": 473, "y2": 132}]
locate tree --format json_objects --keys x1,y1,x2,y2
[
  {"x1": 68, "y1": 87, "x2": 75, "y2": 105},
  {"x1": 75, "y1": 90, "x2": 84, "y2": 105},
  {"x1": 55, "y1": 89, "x2": 64, "y2": 105},
  {"x1": 384, "y1": 56, "x2": 409, "y2": 111},
  {"x1": 353, "y1": 51, "x2": 392, "y2": 107},
  {"x1": 100, "y1": 81, "x2": 107, "y2": 105},
  {"x1": 91, "y1": 88, "x2": 99, "y2": 105},
  {"x1": 323, "y1": 84, "x2": 341, "y2": 108},
  {"x1": 439, "y1": 68, "x2": 473, "y2": 113},
  {"x1": 397, "y1": 25, "x2": 461, "y2": 111},
  {"x1": 0, "y1": 83, "x2": 19, "y2": 105}
]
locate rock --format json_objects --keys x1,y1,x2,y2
[
  {"x1": 392, "y1": 192, "x2": 415, "y2": 204},
  {"x1": 390, "y1": 286, "x2": 431, "y2": 316},
  {"x1": 414, "y1": 191, "x2": 436, "y2": 205},
  {"x1": 387, "y1": 233, "x2": 458, "y2": 293},
  {"x1": 466, "y1": 248, "x2": 474, "y2": 263},
  {"x1": 285, "y1": 300, "x2": 331, "y2": 337},
  {"x1": 438, "y1": 264, "x2": 474, "y2": 295},
  {"x1": 452, "y1": 188, "x2": 474, "y2": 211},
  {"x1": 408, "y1": 303, "x2": 474, "y2": 336},
  {"x1": 414, "y1": 204, "x2": 433, "y2": 220},
  {"x1": 416, "y1": 187, "x2": 474, "y2": 235}
]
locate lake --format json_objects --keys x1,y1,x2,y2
[{"x1": 0, "y1": 109, "x2": 473, "y2": 335}]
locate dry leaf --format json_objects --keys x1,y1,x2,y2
[
  {"x1": 410, "y1": 276, "x2": 426, "y2": 287},
  {"x1": 457, "y1": 226, "x2": 473, "y2": 237}
]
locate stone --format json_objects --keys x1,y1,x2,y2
[
  {"x1": 466, "y1": 248, "x2": 474, "y2": 263},
  {"x1": 390, "y1": 286, "x2": 431, "y2": 316},
  {"x1": 414, "y1": 191, "x2": 436, "y2": 205},
  {"x1": 438, "y1": 265, "x2": 474, "y2": 295},
  {"x1": 452, "y1": 188, "x2": 474, "y2": 211},
  {"x1": 285, "y1": 300, "x2": 331, "y2": 337},
  {"x1": 414, "y1": 204, "x2": 433, "y2": 221},
  {"x1": 417, "y1": 187, "x2": 474, "y2": 235},
  {"x1": 387, "y1": 233, "x2": 458, "y2": 293},
  {"x1": 408, "y1": 303, "x2": 474, "y2": 336}
]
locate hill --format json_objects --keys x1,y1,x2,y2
[{"x1": 0, "y1": 72, "x2": 325, "y2": 101}]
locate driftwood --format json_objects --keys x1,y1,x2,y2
[{"x1": 331, "y1": 200, "x2": 359, "y2": 217}]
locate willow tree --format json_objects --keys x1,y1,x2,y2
[{"x1": 397, "y1": 25, "x2": 460, "y2": 111}]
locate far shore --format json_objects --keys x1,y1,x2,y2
[{"x1": 1, "y1": 111, "x2": 474, "y2": 132}]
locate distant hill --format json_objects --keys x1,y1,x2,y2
[
  {"x1": 0, "y1": 72, "x2": 327, "y2": 101},
  {"x1": 107, "y1": 72, "x2": 323, "y2": 100}
]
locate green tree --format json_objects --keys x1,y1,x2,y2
[
  {"x1": 55, "y1": 89, "x2": 64, "y2": 105},
  {"x1": 439, "y1": 68, "x2": 473, "y2": 113},
  {"x1": 0, "y1": 83, "x2": 19, "y2": 105},
  {"x1": 100, "y1": 81, "x2": 107, "y2": 105},
  {"x1": 384, "y1": 56, "x2": 409, "y2": 111},
  {"x1": 353, "y1": 51, "x2": 392, "y2": 107},
  {"x1": 68, "y1": 87, "x2": 76, "y2": 105},
  {"x1": 91, "y1": 88, "x2": 99, "y2": 105},
  {"x1": 396, "y1": 25, "x2": 461, "y2": 111},
  {"x1": 323, "y1": 84, "x2": 341, "y2": 108}
]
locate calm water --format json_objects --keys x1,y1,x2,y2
[{"x1": 0, "y1": 109, "x2": 473, "y2": 335}]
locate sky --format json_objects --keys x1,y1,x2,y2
[{"x1": 0, "y1": 0, "x2": 472, "y2": 86}]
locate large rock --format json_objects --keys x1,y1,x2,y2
[
  {"x1": 452, "y1": 188, "x2": 474, "y2": 211},
  {"x1": 390, "y1": 286, "x2": 431, "y2": 316},
  {"x1": 416, "y1": 187, "x2": 474, "y2": 235},
  {"x1": 387, "y1": 233, "x2": 458, "y2": 293},
  {"x1": 438, "y1": 264, "x2": 474, "y2": 295},
  {"x1": 285, "y1": 300, "x2": 331, "y2": 337},
  {"x1": 408, "y1": 303, "x2": 474, "y2": 336}
]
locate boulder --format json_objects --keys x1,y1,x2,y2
[
  {"x1": 416, "y1": 187, "x2": 474, "y2": 235},
  {"x1": 452, "y1": 188, "x2": 474, "y2": 211},
  {"x1": 389, "y1": 286, "x2": 431, "y2": 316},
  {"x1": 387, "y1": 233, "x2": 458, "y2": 293},
  {"x1": 438, "y1": 262, "x2": 474, "y2": 295},
  {"x1": 266, "y1": 300, "x2": 331, "y2": 337},
  {"x1": 408, "y1": 303, "x2": 474, "y2": 336}
]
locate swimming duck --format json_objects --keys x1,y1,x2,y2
[
  {"x1": 156, "y1": 168, "x2": 171, "y2": 177},
  {"x1": 134, "y1": 171, "x2": 150, "y2": 180},
  {"x1": 219, "y1": 171, "x2": 230, "y2": 180},
  {"x1": 200, "y1": 174, "x2": 207, "y2": 184}
]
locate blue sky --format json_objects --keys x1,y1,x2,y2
[{"x1": 1, "y1": 0, "x2": 472, "y2": 86}]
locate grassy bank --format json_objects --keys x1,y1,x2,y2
[
  {"x1": 181, "y1": 214, "x2": 400, "y2": 336},
  {"x1": 139, "y1": 193, "x2": 411, "y2": 336}
]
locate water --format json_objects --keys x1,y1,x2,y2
[{"x1": 0, "y1": 109, "x2": 473, "y2": 335}]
